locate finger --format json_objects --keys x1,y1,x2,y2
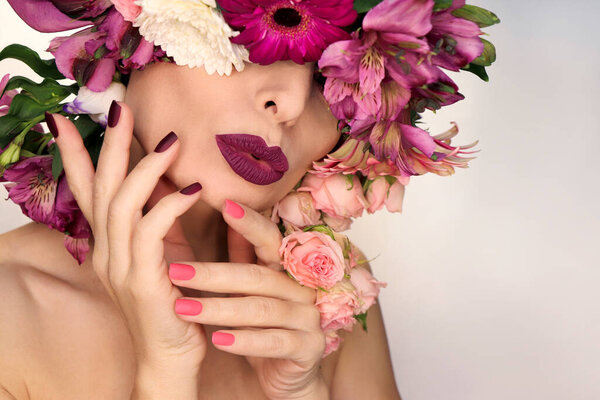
[
  {"x1": 222, "y1": 200, "x2": 282, "y2": 269},
  {"x1": 92, "y1": 101, "x2": 134, "y2": 269},
  {"x1": 227, "y1": 226, "x2": 256, "y2": 264},
  {"x1": 168, "y1": 262, "x2": 316, "y2": 305},
  {"x1": 129, "y1": 181, "x2": 202, "y2": 284},
  {"x1": 47, "y1": 112, "x2": 95, "y2": 224},
  {"x1": 107, "y1": 131, "x2": 179, "y2": 278},
  {"x1": 173, "y1": 296, "x2": 321, "y2": 332},
  {"x1": 210, "y1": 329, "x2": 326, "y2": 364}
]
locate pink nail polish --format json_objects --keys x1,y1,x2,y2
[
  {"x1": 212, "y1": 331, "x2": 235, "y2": 346},
  {"x1": 224, "y1": 199, "x2": 244, "y2": 219},
  {"x1": 175, "y1": 299, "x2": 203, "y2": 315},
  {"x1": 169, "y1": 263, "x2": 196, "y2": 280}
]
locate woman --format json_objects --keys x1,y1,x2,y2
[
  {"x1": 0, "y1": 59, "x2": 400, "y2": 399},
  {"x1": 0, "y1": 0, "x2": 498, "y2": 398}
]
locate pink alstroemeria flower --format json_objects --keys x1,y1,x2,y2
[
  {"x1": 319, "y1": 0, "x2": 436, "y2": 121},
  {"x1": 219, "y1": 0, "x2": 357, "y2": 64},
  {"x1": 427, "y1": 0, "x2": 484, "y2": 71},
  {"x1": 0, "y1": 74, "x2": 18, "y2": 117},
  {"x1": 7, "y1": 0, "x2": 111, "y2": 33},
  {"x1": 48, "y1": 8, "x2": 155, "y2": 92}
]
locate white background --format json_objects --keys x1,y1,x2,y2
[{"x1": 1, "y1": 1, "x2": 599, "y2": 399}]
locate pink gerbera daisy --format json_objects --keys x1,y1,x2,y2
[{"x1": 218, "y1": 0, "x2": 357, "y2": 64}]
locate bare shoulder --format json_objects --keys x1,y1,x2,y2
[
  {"x1": 329, "y1": 244, "x2": 402, "y2": 400},
  {"x1": 0, "y1": 224, "x2": 114, "y2": 400}
]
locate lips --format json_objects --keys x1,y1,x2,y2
[{"x1": 216, "y1": 134, "x2": 289, "y2": 185}]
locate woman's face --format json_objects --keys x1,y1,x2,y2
[{"x1": 125, "y1": 60, "x2": 340, "y2": 211}]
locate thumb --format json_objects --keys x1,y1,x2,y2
[{"x1": 227, "y1": 225, "x2": 257, "y2": 264}]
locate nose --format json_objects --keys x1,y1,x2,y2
[{"x1": 254, "y1": 61, "x2": 314, "y2": 129}]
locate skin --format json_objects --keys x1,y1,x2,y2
[{"x1": 0, "y1": 61, "x2": 401, "y2": 399}]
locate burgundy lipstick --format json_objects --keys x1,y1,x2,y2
[{"x1": 216, "y1": 134, "x2": 289, "y2": 185}]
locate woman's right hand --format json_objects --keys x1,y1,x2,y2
[{"x1": 48, "y1": 102, "x2": 207, "y2": 396}]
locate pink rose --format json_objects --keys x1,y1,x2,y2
[
  {"x1": 298, "y1": 173, "x2": 368, "y2": 219},
  {"x1": 322, "y1": 213, "x2": 352, "y2": 232},
  {"x1": 349, "y1": 267, "x2": 388, "y2": 314},
  {"x1": 365, "y1": 177, "x2": 389, "y2": 214},
  {"x1": 274, "y1": 192, "x2": 321, "y2": 229},
  {"x1": 110, "y1": 0, "x2": 141, "y2": 22},
  {"x1": 315, "y1": 280, "x2": 359, "y2": 332},
  {"x1": 323, "y1": 331, "x2": 343, "y2": 357},
  {"x1": 385, "y1": 180, "x2": 406, "y2": 213},
  {"x1": 280, "y1": 231, "x2": 346, "y2": 290}
]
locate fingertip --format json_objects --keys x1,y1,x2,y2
[
  {"x1": 45, "y1": 112, "x2": 58, "y2": 138},
  {"x1": 180, "y1": 182, "x2": 203, "y2": 195},
  {"x1": 224, "y1": 199, "x2": 245, "y2": 219}
]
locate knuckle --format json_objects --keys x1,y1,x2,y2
[
  {"x1": 245, "y1": 263, "x2": 265, "y2": 286},
  {"x1": 251, "y1": 297, "x2": 275, "y2": 321},
  {"x1": 266, "y1": 332, "x2": 286, "y2": 354}
]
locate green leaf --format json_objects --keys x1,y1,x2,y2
[
  {"x1": 433, "y1": 0, "x2": 453, "y2": 12},
  {"x1": 460, "y1": 63, "x2": 489, "y2": 82},
  {"x1": 72, "y1": 114, "x2": 104, "y2": 141},
  {"x1": 0, "y1": 44, "x2": 64, "y2": 80},
  {"x1": 49, "y1": 143, "x2": 64, "y2": 179},
  {"x1": 303, "y1": 224, "x2": 336, "y2": 240},
  {"x1": 354, "y1": 312, "x2": 368, "y2": 332},
  {"x1": 8, "y1": 93, "x2": 55, "y2": 120},
  {"x1": 471, "y1": 38, "x2": 496, "y2": 67},
  {"x1": 354, "y1": 0, "x2": 383, "y2": 13},
  {"x1": 0, "y1": 115, "x2": 27, "y2": 147},
  {"x1": 5, "y1": 76, "x2": 77, "y2": 105},
  {"x1": 452, "y1": 5, "x2": 501, "y2": 28}
]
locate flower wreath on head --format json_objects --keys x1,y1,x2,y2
[{"x1": 0, "y1": 0, "x2": 499, "y2": 356}]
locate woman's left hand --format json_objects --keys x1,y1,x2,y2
[{"x1": 167, "y1": 199, "x2": 328, "y2": 400}]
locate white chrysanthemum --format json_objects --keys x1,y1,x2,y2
[{"x1": 133, "y1": 0, "x2": 249, "y2": 75}]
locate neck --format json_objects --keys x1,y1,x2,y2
[{"x1": 180, "y1": 200, "x2": 229, "y2": 263}]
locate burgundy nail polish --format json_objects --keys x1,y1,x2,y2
[
  {"x1": 154, "y1": 131, "x2": 178, "y2": 153},
  {"x1": 180, "y1": 182, "x2": 202, "y2": 195},
  {"x1": 108, "y1": 100, "x2": 121, "y2": 128},
  {"x1": 45, "y1": 112, "x2": 58, "y2": 138}
]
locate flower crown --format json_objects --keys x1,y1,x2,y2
[{"x1": 0, "y1": 0, "x2": 499, "y2": 356}]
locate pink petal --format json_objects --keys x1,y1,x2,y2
[
  {"x1": 7, "y1": 0, "x2": 90, "y2": 33},
  {"x1": 401, "y1": 124, "x2": 435, "y2": 157},
  {"x1": 363, "y1": 0, "x2": 434, "y2": 36}
]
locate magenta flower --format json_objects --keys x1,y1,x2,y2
[
  {"x1": 0, "y1": 74, "x2": 18, "y2": 117},
  {"x1": 7, "y1": 0, "x2": 111, "y2": 33},
  {"x1": 219, "y1": 0, "x2": 357, "y2": 64},
  {"x1": 427, "y1": 0, "x2": 484, "y2": 71},
  {"x1": 48, "y1": 8, "x2": 155, "y2": 92},
  {"x1": 1, "y1": 156, "x2": 92, "y2": 263},
  {"x1": 411, "y1": 67, "x2": 464, "y2": 112},
  {"x1": 319, "y1": 0, "x2": 436, "y2": 121}
]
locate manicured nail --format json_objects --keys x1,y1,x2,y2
[
  {"x1": 108, "y1": 100, "x2": 121, "y2": 128},
  {"x1": 45, "y1": 112, "x2": 58, "y2": 138},
  {"x1": 212, "y1": 332, "x2": 235, "y2": 346},
  {"x1": 175, "y1": 298, "x2": 203, "y2": 316},
  {"x1": 169, "y1": 263, "x2": 196, "y2": 280},
  {"x1": 180, "y1": 182, "x2": 202, "y2": 195},
  {"x1": 224, "y1": 199, "x2": 244, "y2": 219},
  {"x1": 154, "y1": 131, "x2": 178, "y2": 153}
]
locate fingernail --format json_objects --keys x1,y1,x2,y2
[
  {"x1": 154, "y1": 131, "x2": 178, "y2": 153},
  {"x1": 180, "y1": 182, "x2": 202, "y2": 195},
  {"x1": 224, "y1": 199, "x2": 244, "y2": 219},
  {"x1": 169, "y1": 263, "x2": 196, "y2": 280},
  {"x1": 212, "y1": 332, "x2": 235, "y2": 346},
  {"x1": 108, "y1": 100, "x2": 121, "y2": 128},
  {"x1": 45, "y1": 112, "x2": 58, "y2": 138},
  {"x1": 175, "y1": 298, "x2": 203, "y2": 316}
]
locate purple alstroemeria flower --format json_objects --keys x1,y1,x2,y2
[
  {"x1": 1, "y1": 155, "x2": 92, "y2": 263},
  {"x1": 0, "y1": 74, "x2": 18, "y2": 117},
  {"x1": 64, "y1": 81, "x2": 126, "y2": 126},
  {"x1": 7, "y1": 0, "x2": 112, "y2": 33},
  {"x1": 427, "y1": 0, "x2": 484, "y2": 71},
  {"x1": 47, "y1": 8, "x2": 156, "y2": 92},
  {"x1": 319, "y1": 0, "x2": 437, "y2": 122}
]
